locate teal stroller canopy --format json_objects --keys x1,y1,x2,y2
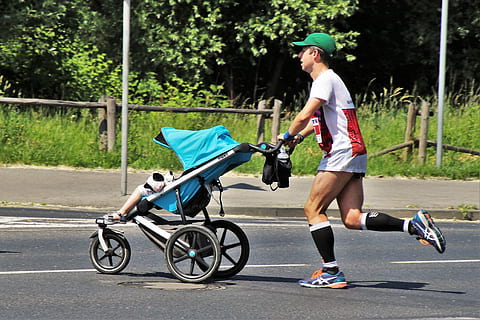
[
  {"x1": 152, "y1": 126, "x2": 252, "y2": 216},
  {"x1": 154, "y1": 125, "x2": 248, "y2": 171}
]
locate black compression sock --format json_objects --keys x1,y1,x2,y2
[
  {"x1": 310, "y1": 222, "x2": 336, "y2": 264},
  {"x1": 362, "y1": 212, "x2": 405, "y2": 232}
]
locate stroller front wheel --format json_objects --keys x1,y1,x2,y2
[
  {"x1": 165, "y1": 225, "x2": 221, "y2": 283},
  {"x1": 89, "y1": 231, "x2": 131, "y2": 274}
]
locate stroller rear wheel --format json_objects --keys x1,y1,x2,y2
[
  {"x1": 89, "y1": 231, "x2": 131, "y2": 274},
  {"x1": 208, "y1": 220, "x2": 249, "y2": 278},
  {"x1": 165, "y1": 225, "x2": 221, "y2": 283}
]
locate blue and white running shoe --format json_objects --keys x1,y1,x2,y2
[
  {"x1": 411, "y1": 210, "x2": 446, "y2": 254},
  {"x1": 298, "y1": 269, "x2": 347, "y2": 288}
]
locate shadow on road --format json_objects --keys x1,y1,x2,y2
[
  {"x1": 99, "y1": 271, "x2": 466, "y2": 295},
  {"x1": 348, "y1": 280, "x2": 465, "y2": 294},
  {"x1": 223, "y1": 183, "x2": 265, "y2": 191},
  {"x1": 0, "y1": 250, "x2": 21, "y2": 254}
]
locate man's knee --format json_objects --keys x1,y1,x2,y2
[{"x1": 342, "y1": 209, "x2": 362, "y2": 229}]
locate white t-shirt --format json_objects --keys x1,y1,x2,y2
[{"x1": 309, "y1": 69, "x2": 367, "y2": 173}]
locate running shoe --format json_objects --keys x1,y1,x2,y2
[
  {"x1": 298, "y1": 269, "x2": 347, "y2": 288},
  {"x1": 411, "y1": 210, "x2": 446, "y2": 254}
]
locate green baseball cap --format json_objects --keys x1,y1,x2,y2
[{"x1": 292, "y1": 33, "x2": 337, "y2": 57}]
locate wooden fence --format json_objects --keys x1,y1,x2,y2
[
  {"x1": 369, "y1": 101, "x2": 480, "y2": 161},
  {"x1": 0, "y1": 96, "x2": 282, "y2": 151},
  {"x1": 3, "y1": 96, "x2": 478, "y2": 159}
]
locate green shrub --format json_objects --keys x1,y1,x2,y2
[{"x1": 0, "y1": 81, "x2": 478, "y2": 179}]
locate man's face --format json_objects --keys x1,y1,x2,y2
[{"x1": 298, "y1": 46, "x2": 315, "y2": 73}]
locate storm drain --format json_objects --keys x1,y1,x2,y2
[{"x1": 118, "y1": 281, "x2": 225, "y2": 291}]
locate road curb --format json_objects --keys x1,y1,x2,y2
[
  {"x1": 211, "y1": 206, "x2": 479, "y2": 221},
  {"x1": 2, "y1": 205, "x2": 478, "y2": 221}
]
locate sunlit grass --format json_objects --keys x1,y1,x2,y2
[{"x1": 1, "y1": 84, "x2": 479, "y2": 179}]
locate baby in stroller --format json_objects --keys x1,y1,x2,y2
[{"x1": 104, "y1": 171, "x2": 174, "y2": 223}]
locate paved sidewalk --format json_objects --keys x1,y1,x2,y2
[{"x1": 1, "y1": 166, "x2": 479, "y2": 220}]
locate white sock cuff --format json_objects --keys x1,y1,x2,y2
[
  {"x1": 323, "y1": 261, "x2": 338, "y2": 269},
  {"x1": 403, "y1": 219, "x2": 411, "y2": 233},
  {"x1": 360, "y1": 212, "x2": 368, "y2": 230},
  {"x1": 309, "y1": 221, "x2": 331, "y2": 232}
]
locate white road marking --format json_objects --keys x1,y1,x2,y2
[
  {"x1": 244, "y1": 264, "x2": 308, "y2": 268},
  {"x1": 0, "y1": 217, "x2": 310, "y2": 229},
  {"x1": 0, "y1": 216, "x2": 135, "y2": 228},
  {"x1": 391, "y1": 259, "x2": 480, "y2": 264},
  {"x1": 0, "y1": 264, "x2": 307, "y2": 276},
  {"x1": 0, "y1": 269, "x2": 97, "y2": 275}
]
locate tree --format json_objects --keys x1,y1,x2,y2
[
  {"x1": 1, "y1": 0, "x2": 477, "y2": 105},
  {"x1": 0, "y1": 0, "x2": 369, "y2": 103},
  {"x1": 228, "y1": 0, "x2": 359, "y2": 102},
  {"x1": 0, "y1": 0, "x2": 120, "y2": 100},
  {"x1": 340, "y1": 0, "x2": 480, "y2": 98},
  {"x1": 129, "y1": 0, "x2": 360, "y2": 103}
]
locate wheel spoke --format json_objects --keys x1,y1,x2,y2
[
  {"x1": 223, "y1": 241, "x2": 241, "y2": 250},
  {"x1": 196, "y1": 243, "x2": 213, "y2": 256},
  {"x1": 103, "y1": 239, "x2": 114, "y2": 266},
  {"x1": 194, "y1": 255, "x2": 210, "y2": 271},
  {"x1": 189, "y1": 259, "x2": 196, "y2": 275},
  {"x1": 98, "y1": 253, "x2": 108, "y2": 262},
  {"x1": 112, "y1": 251, "x2": 123, "y2": 258},
  {"x1": 107, "y1": 255, "x2": 114, "y2": 266},
  {"x1": 191, "y1": 232, "x2": 198, "y2": 249},
  {"x1": 219, "y1": 229, "x2": 227, "y2": 244},
  {"x1": 173, "y1": 253, "x2": 189, "y2": 263},
  {"x1": 222, "y1": 252, "x2": 237, "y2": 265}
]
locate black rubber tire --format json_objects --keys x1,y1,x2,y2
[
  {"x1": 209, "y1": 220, "x2": 250, "y2": 278},
  {"x1": 165, "y1": 225, "x2": 221, "y2": 283},
  {"x1": 89, "y1": 231, "x2": 131, "y2": 274}
]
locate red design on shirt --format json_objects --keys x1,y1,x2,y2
[
  {"x1": 342, "y1": 108, "x2": 367, "y2": 157},
  {"x1": 311, "y1": 108, "x2": 366, "y2": 158},
  {"x1": 312, "y1": 109, "x2": 333, "y2": 156}
]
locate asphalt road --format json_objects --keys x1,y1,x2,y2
[{"x1": 0, "y1": 209, "x2": 479, "y2": 320}]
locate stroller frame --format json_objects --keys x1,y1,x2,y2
[{"x1": 89, "y1": 127, "x2": 285, "y2": 283}]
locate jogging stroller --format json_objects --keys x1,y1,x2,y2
[{"x1": 89, "y1": 125, "x2": 291, "y2": 283}]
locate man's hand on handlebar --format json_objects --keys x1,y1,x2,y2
[{"x1": 277, "y1": 131, "x2": 303, "y2": 148}]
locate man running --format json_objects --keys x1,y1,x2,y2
[{"x1": 278, "y1": 33, "x2": 446, "y2": 288}]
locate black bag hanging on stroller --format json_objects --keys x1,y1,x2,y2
[{"x1": 262, "y1": 145, "x2": 293, "y2": 190}]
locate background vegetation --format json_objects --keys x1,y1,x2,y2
[
  {"x1": 0, "y1": 0, "x2": 479, "y2": 179},
  {"x1": 1, "y1": 81, "x2": 478, "y2": 179},
  {"x1": 1, "y1": 0, "x2": 479, "y2": 102}
]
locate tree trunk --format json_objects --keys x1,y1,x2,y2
[{"x1": 265, "y1": 55, "x2": 286, "y2": 100}]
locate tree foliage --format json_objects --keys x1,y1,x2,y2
[
  {"x1": 0, "y1": 0, "x2": 120, "y2": 99},
  {"x1": 340, "y1": 0, "x2": 480, "y2": 96},
  {"x1": 0, "y1": 0, "x2": 478, "y2": 105}
]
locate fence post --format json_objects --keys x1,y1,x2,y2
[
  {"x1": 418, "y1": 100, "x2": 430, "y2": 164},
  {"x1": 98, "y1": 96, "x2": 108, "y2": 151},
  {"x1": 256, "y1": 100, "x2": 266, "y2": 144},
  {"x1": 106, "y1": 98, "x2": 116, "y2": 151},
  {"x1": 402, "y1": 103, "x2": 417, "y2": 160},
  {"x1": 271, "y1": 99, "x2": 282, "y2": 143}
]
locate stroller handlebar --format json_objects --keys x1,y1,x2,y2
[{"x1": 236, "y1": 141, "x2": 289, "y2": 155}]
